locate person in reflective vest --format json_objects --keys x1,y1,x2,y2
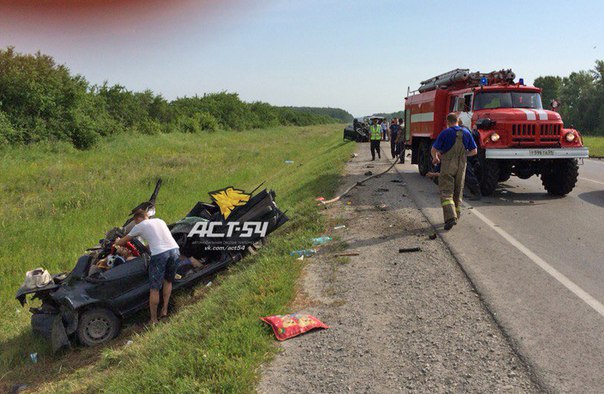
[
  {"x1": 431, "y1": 113, "x2": 478, "y2": 230},
  {"x1": 369, "y1": 119, "x2": 382, "y2": 160}
]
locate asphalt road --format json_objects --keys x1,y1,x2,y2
[{"x1": 398, "y1": 157, "x2": 604, "y2": 393}]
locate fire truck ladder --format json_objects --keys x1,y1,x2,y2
[{"x1": 417, "y1": 69, "x2": 516, "y2": 93}]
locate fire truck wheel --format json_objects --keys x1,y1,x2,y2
[
  {"x1": 541, "y1": 159, "x2": 578, "y2": 196},
  {"x1": 479, "y1": 158, "x2": 500, "y2": 196},
  {"x1": 418, "y1": 140, "x2": 432, "y2": 176},
  {"x1": 498, "y1": 163, "x2": 513, "y2": 182}
]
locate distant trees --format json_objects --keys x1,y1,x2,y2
[
  {"x1": 281, "y1": 107, "x2": 354, "y2": 123},
  {"x1": 0, "y1": 47, "x2": 346, "y2": 149},
  {"x1": 534, "y1": 60, "x2": 604, "y2": 134}
]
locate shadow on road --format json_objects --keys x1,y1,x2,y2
[{"x1": 577, "y1": 190, "x2": 604, "y2": 208}]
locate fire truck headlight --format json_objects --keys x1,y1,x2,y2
[
  {"x1": 489, "y1": 132, "x2": 500, "y2": 142},
  {"x1": 565, "y1": 132, "x2": 576, "y2": 142}
]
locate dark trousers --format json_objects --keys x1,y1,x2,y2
[
  {"x1": 390, "y1": 140, "x2": 405, "y2": 162},
  {"x1": 370, "y1": 140, "x2": 381, "y2": 160}
]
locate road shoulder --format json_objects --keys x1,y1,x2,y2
[{"x1": 258, "y1": 145, "x2": 539, "y2": 393}]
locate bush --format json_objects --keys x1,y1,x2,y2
[
  {"x1": 176, "y1": 115, "x2": 201, "y2": 134},
  {"x1": 197, "y1": 112, "x2": 219, "y2": 132},
  {"x1": 137, "y1": 119, "x2": 163, "y2": 135},
  {"x1": 0, "y1": 111, "x2": 19, "y2": 144}
]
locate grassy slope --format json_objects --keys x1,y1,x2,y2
[
  {"x1": 0, "y1": 124, "x2": 354, "y2": 392},
  {"x1": 583, "y1": 136, "x2": 604, "y2": 156}
]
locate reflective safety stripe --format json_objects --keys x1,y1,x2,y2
[{"x1": 442, "y1": 199, "x2": 454, "y2": 206}]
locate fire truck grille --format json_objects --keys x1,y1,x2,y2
[
  {"x1": 511, "y1": 124, "x2": 536, "y2": 142},
  {"x1": 511, "y1": 123, "x2": 561, "y2": 143},
  {"x1": 539, "y1": 123, "x2": 561, "y2": 142}
]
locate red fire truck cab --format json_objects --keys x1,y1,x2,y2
[{"x1": 404, "y1": 69, "x2": 589, "y2": 196}]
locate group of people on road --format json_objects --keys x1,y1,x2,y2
[
  {"x1": 368, "y1": 112, "x2": 478, "y2": 231},
  {"x1": 368, "y1": 117, "x2": 405, "y2": 163}
]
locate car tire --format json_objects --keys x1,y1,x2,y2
[{"x1": 77, "y1": 308, "x2": 121, "y2": 347}]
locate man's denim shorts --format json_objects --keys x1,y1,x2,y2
[{"x1": 149, "y1": 248, "x2": 180, "y2": 290}]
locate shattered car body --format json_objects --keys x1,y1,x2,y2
[
  {"x1": 16, "y1": 180, "x2": 288, "y2": 351},
  {"x1": 343, "y1": 118, "x2": 370, "y2": 142}
]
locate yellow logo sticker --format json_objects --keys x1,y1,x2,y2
[{"x1": 209, "y1": 187, "x2": 251, "y2": 220}]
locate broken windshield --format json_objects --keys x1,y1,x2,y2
[{"x1": 474, "y1": 92, "x2": 543, "y2": 110}]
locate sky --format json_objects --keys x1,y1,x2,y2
[{"x1": 0, "y1": 0, "x2": 603, "y2": 116}]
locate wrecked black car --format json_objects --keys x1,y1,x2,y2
[
  {"x1": 15, "y1": 180, "x2": 288, "y2": 351},
  {"x1": 343, "y1": 118, "x2": 370, "y2": 142}
]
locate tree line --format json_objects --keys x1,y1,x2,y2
[
  {"x1": 0, "y1": 47, "x2": 349, "y2": 149},
  {"x1": 534, "y1": 60, "x2": 604, "y2": 135}
]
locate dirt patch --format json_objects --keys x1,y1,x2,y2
[{"x1": 258, "y1": 146, "x2": 540, "y2": 393}]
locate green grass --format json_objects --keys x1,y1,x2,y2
[
  {"x1": 0, "y1": 124, "x2": 355, "y2": 392},
  {"x1": 584, "y1": 136, "x2": 604, "y2": 157}
]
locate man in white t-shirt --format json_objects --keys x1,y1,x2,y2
[{"x1": 115, "y1": 209, "x2": 180, "y2": 324}]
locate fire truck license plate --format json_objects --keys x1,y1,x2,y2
[{"x1": 529, "y1": 149, "x2": 554, "y2": 156}]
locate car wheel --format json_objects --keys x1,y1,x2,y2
[{"x1": 77, "y1": 308, "x2": 121, "y2": 347}]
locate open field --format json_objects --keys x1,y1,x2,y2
[
  {"x1": 584, "y1": 136, "x2": 604, "y2": 157},
  {"x1": 0, "y1": 124, "x2": 354, "y2": 392}
]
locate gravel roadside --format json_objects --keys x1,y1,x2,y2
[{"x1": 258, "y1": 145, "x2": 540, "y2": 393}]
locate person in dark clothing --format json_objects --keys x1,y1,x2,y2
[{"x1": 389, "y1": 118, "x2": 402, "y2": 159}]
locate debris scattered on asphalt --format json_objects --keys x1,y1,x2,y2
[
  {"x1": 351, "y1": 153, "x2": 358, "y2": 158},
  {"x1": 364, "y1": 171, "x2": 373, "y2": 176},
  {"x1": 376, "y1": 204, "x2": 388, "y2": 211},
  {"x1": 376, "y1": 188, "x2": 389, "y2": 192},
  {"x1": 346, "y1": 202, "x2": 351, "y2": 205},
  {"x1": 429, "y1": 233, "x2": 438, "y2": 240},
  {"x1": 399, "y1": 247, "x2": 421, "y2": 253},
  {"x1": 312, "y1": 236, "x2": 332, "y2": 246},
  {"x1": 29, "y1": 352, "x2": 38, "y2": 364},
  {"x1": 333, "y1": 225, "x2": 346, "y2": 230},
  {"x1": 390, "y1": 179, "x2": 405, "y2": 184},
  {"x1": 260, "y1": 313, "x2": 329, "y2": 341},
  {"x1": 366, "y1": 165, "x2": 374, "y2": 168},
  {"x1": 290, "y1": 249, "x2": 317, "y2": 257},
  {"x1": 335, "y1": 252, "x2": 359, "y2": 257},
  {"x1": 529, "y1": 200, "x2": 535, "y2": 204},
  {"x1": 284, "y1": 160, "x2": 294, "y2": 164}
]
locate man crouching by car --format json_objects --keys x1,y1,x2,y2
[{"x1": 115, "y1": 209, "x2": 180, "y2": 324}]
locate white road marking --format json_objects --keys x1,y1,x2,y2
[
  {"x1": 466, "y1": 206, "x2": 604, "y2": 318},
  {"x1": 579, "y1": 177, "x2": 604, "y2": 186}
]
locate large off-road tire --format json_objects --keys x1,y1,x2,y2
[
  {"x1": 479, "y1": 157, "x2": 500, "y2": 196},
  {"x1": 77, "y1": 308, "x2": 121, "y2": 347},
  {"x1": 541, "y1": 159, "x2": 579, "y2": 196},
  {"x1": 417, "y1": 140, "x2": 432, "y2": 176}
]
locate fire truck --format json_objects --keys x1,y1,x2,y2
[{"x1": 404, "y1": 69, "x2": 589, "y2": 196}]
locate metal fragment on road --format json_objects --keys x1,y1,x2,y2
[{"x1": 399, "y1": 247, "x2": 421, "y2": 253}]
